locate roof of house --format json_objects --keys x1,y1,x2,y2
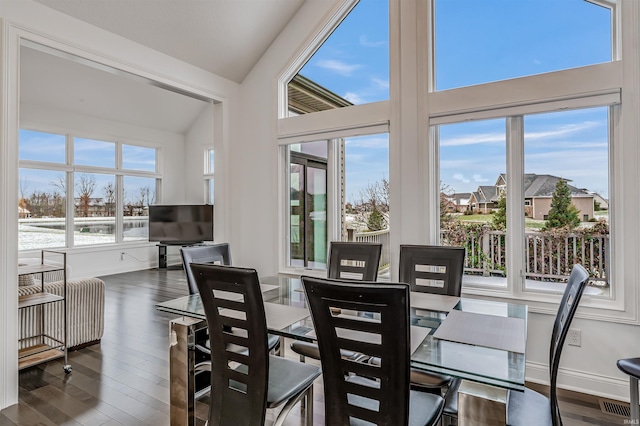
[
  {"x1": 475, "y1": 186, "x2": 499, "y2": 203},
  {"x1": 449, "y1": 192, "x2": 472, "y2": 205},
  {"x1": 522, "y1": 174, "x2": 591, "y2": 198}
]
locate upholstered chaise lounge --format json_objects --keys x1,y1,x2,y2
[{"x1": 18, "y1": 261, "x2": 105, "y2": 350}]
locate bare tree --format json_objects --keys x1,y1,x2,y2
[
  {"x1": 103, "y1": 182, "x2": 116, "y2": 217},
  {"x1": 357, "y1": 177, "x2": 390, "y2": 213},
  {"x1": 52, "y1": 173, "x2": 66, "y2": 194},
  {"x1": 76, "y1": 174, "x2": 96, "y2": 217},
  {"x1": 18, "y1": 178, "x2": 30, "y2": 216}
]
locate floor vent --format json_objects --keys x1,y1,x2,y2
[{"x1": 599, "y1": 398, "x2": 631, "y2": 418}]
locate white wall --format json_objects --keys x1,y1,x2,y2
[
  {"x1": 0, "y1": 0, "x2": 239, "y2": 409},
  {"x1": 1, "y1": 0, "x2": 639, "y2": 412},
  {"x1": 235, "y1": 0, "x2": 640, "y2": 403},
  {"x1": 184, "y1": 103, "x2": 213, "y2": 204},
  {"x1": 227, "y1": 0, "x2": 337, "y2": 273}
]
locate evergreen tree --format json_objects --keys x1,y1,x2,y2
[
  {"x1": 367, "y1": 204, "x2": 385, "y2": 231},
  {"x1": 544, "y1": 179, "x2": 581, "y2": 230},
  {"x1": 493, "y1": 191, "x2": 506, "y2": 230}
]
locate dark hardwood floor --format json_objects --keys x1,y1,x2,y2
[{"x1": 0, "y1": 268, "x2": 629, "y2": 425}]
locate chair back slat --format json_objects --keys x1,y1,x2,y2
[
  {"x1": 303, "y1": 276, "x2": 411, "y2": 425},
  {"x1": 328, "y1": 242, "x2": 382, "y2": 281},
  {"x1": 549, "y1": 264, "x2": 589, "y2": 426},
  {"x1": 399, "y1": 245, "x2": 465, "y2": 296},
  {"x1": 181, "y1": 243, "x2": 232, "y2": 294},
  {"x1": 191, "y1": 264, "x2": 268, "y2": 426}
]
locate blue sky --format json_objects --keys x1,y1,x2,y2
[
  {"x1": 19, "y1": 130, "x2": 157, "y2": 204},
  {"x1": 20, "y1": 1, "x2": 613, "y2": 205},
  {"x1": 297, "y1": 0, "x2": 611, "y2": 202}
]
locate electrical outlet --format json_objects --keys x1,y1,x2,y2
[
  {"x1": 568, "y1": 329, "x2": 581, "y2": 347},
  {"x1": 120, "y1": 252, "x2": 125, "y2": 261}
]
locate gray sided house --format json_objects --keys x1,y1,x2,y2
[
  {"x1": 468, "y1": 174, "x2": 594, "y2": 220},
  {"x1": 469, "y1": 185, "x2": 502, "y2": 213}
]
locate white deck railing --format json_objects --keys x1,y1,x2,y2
[
  {"x1": 442, "y1": 227, "x2": 609, "y2": 285},
  {"x1": 352, "y1": 229, "x2": 391, "y2": 267}
]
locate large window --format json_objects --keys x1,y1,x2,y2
[
  {"x1": 287, "y1": 0, "x2": 389, "y2": 114},
  {"x1": 436, "y1": 106, "x2": 611, "y2": 297},
  {"x1": 18, "y1": 129, "x2": 159, "y2": 250},
  {"x1": 285, "y1": 133, "x2": 390, "y2": 273},
  {"x1": 205, "y1": 148, "x2": 215, "y2": 204},
  {"x1": 439, "y1": 118, "x2": 508, "y2": 287},
  {"x1": 434, "y1": 0, "x2": 612, "y2": 91}
]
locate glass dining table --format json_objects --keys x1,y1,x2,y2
[{"x1": 156, "y1": 275, "x2": 528, "y2": 426}]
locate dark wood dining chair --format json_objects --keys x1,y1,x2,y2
[
  {"x1": 443, "y1": 263, "x2": 590, "y2": 426},
  {"x1": 399, "y1": 244, "x2": 465, "y2": 296},
  {"x1": 302, "y1": 276, "x2": 444, "y2": 425},
  {"x1": 181, "y1": 243, "x2": 232, "y2": 295},
  {"x1": 328, "y1": 241, "x2": 382, "y2": 281},
  {"x1": 291, "y1": 241, "x2": 382, "y2": 363},
  {"x1": 398, "y1": 244, "x2": 466, "y2": 399},
  {"x1": 192, "y1": 263, "x2": 321, "y2": 426},
  {"x1": 180, "y1": 244, "x2": 280, "y2": 400}
]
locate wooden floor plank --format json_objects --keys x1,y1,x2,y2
[{"x1": 0, "y1": 267, "x2": 628, "y2": 425}]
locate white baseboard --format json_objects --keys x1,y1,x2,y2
[{"x1": 526, "y1": 361, "x2": 630, "y2": 402}]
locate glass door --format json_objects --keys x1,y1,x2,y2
[{"x1": 290, "y1": 153, "x2": 327, "y2": 269}]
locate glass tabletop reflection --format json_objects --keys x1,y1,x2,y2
[{"x1": 155, "y1": 274, "x2": 527, "y2": 391}]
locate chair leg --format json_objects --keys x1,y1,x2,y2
[
  {"x1": 631, "y1": 376, "x2": 639, "y2": 424},
  {"x1": 273, "y1": 385, "x2": 314, "y2": 426},
  {"x1": 305, "y1": 385, "x2": 314, "y2": 425},
  {"x1": 278, "y1": 336, "x2": 285, "y2": 357}
]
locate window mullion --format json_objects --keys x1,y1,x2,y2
[{"x1": 506, "y1": 116, "x2": 525, "y2": 296}]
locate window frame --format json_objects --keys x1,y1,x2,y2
[
  {"x1": 204, "y1": 148, "x2": 215, "y2": 204},
  {"x1": 18, "y1": 126, "x2": 161, "y2": 251}
]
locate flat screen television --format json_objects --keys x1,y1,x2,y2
[{"x1": 148, "y1": 204, "x2": 213, "y2": 244}]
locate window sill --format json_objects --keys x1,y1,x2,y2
[{"x1": 461, "y1": 277, "x2": 632, "y2": 324}]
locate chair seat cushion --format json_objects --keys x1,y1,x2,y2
[
  {"x1": 196, "y1": 333, "x2": 280, "y2": 355},
  {"x1": 367, "y1": 357, "x2": 452, "y2": 389},
  {"x1": 265, "y1": 355, "x2": 321, "y2": 408},
  {"x1": 507, "y1": 388, "x2": 551, "y2": 426},
  {"x1": 410, "y1": 369, "x2": 452, "y2": 389},
  {"x1": 618, "y1": 358, "x2": 640, "y2": 379},
  {"x1": 290, "y1": 340, "x2": 365, "y2": 362},
  {"x1": 346, "y1": 376, "x2": 444, "y2": 426}
]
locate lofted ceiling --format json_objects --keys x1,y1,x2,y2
[
  {"x1": 20, "y1": 45, "x2": 211, "y2": 135},
  {"x1": 32, "y1": 0, "x2": 307, "y2": 83}
]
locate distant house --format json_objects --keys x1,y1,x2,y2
[
  {"x1": 446, "y1": 192, "x2": 472, "y2": 212},
  {"x1": 468, "y1": 174, "x2": 595, "y2": 220},
  {"x1": 18, "y1": 206, "x2": 30, "y2": 219},
  {"x1": 583, "y1": 190, "x2": 608, "y2": 210},
  {"x1": 74, "y1": 197, "x2": 107, "y2": 217},
  {"x1": 469, "y1": 185, "x2": 502, "y2": 214}
]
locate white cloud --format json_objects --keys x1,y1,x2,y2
[
  {"x1": 453, "y1": 173, "x2": 470, "y2": 183},
  {"x1": 371, "y1": 77, "x2": 389, "y2": 89},
  {"x1": 344, "y1": 91, "x2": 366, "y2": 104},
  {"x1": 524, "y1": 121, "x2": 600, "y2": 140},
  {"x1": 359, "y1": 35, "x2": 386, "y2": 48},
  {"x1": 345, "y1": 136, "x2": 388, "y2": 149},
  {"x1": 440, "y1": 132, "x2": 505, "y2": 147},
  {"x1": 316, "y1": 59, "x2": 362, "y2": 76},
  {"x1": 473, "y1": 174, "x2": 489, "y2": 183}
]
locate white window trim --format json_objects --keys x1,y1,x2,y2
[
  {"x1": 418, "y1": 0, "x2": 640, "y2": 324},
  {"x1": 18, "y1": 126, "x2": 161, "y2": 250}
]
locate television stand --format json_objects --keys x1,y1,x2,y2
[{"x1": 157, "y1": 242, "x2": 205, "y2": 269}]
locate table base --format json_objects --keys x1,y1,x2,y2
[{"x1": 458, "y1": 380, "x2": 508, "y2": 426}]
